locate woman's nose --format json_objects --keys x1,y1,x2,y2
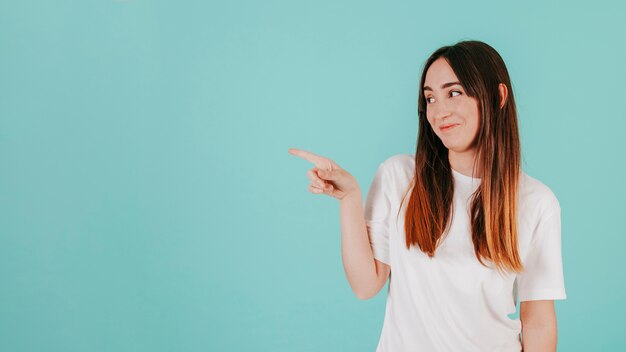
[{"x1": 431, "y1": 102, "x2": 452, "y2": 121}]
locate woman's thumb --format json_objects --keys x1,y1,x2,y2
[{"x1": 318, "y1": 169, "x2": 331, "y2": 179}]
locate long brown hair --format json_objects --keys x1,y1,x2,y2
[{"x1": 403, "y1": 40, "x2": 523, "y2": 274}]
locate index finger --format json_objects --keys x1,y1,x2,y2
[{"x1": 288, "y1": 148, "x2": 329, "y2": 168}]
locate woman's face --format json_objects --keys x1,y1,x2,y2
[{"x1": 423, "y1": 57, "x2": 481, "y2": 154}]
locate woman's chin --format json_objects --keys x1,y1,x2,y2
[
  {"x1": 444, "y1": 143, "x2": 474, "y2": 154},
  {"x1": 440, "y1": 140, "x2": 459, "y2": 151}
]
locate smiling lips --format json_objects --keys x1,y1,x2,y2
[{"x1": 439, "y1": 123, "x2": 460, "y2": 132}]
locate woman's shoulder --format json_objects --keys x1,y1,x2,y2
[
  {"x1": 519, "y1": 171, "x2": 561, "y2": 216},
  {"x1": 375, "y1": 154, "x2": 415, "y2": 192},
  {"x1": 379, "y1": 153, "x2": 415, "y2": 172}
]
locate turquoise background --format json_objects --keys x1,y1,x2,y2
[{"x1": 1, "y1": 0, "x2": 624, "y2": 351}]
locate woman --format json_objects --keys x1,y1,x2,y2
[{"x1": 288, "y1": 40, "x2": 566, "y2": 351}]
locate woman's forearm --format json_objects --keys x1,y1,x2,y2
[{"x1": 339, "y1": 190, "x2": 379, "y2": 299}]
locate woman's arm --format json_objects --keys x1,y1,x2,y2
[
  {"x1": 340, "y1": 192, "x2": 390, "y2": 300},
  {"x1": 520, "y1": 300, "x2": 558, "y2": 352},
  {"x1": 287, "y1": 148, "x2": 390, "y2": 300},
  {"x1": 289, "y1": 148, "x2": 391, "y2": 299}
]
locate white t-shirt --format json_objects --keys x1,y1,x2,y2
[{"x1": 364, "y1": 154, "x2": 566, "y2": 352}]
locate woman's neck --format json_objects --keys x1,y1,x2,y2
[{"x1": 449, "y1": 149, "x2": 481, "y2": 178}]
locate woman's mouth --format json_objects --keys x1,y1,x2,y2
[{"x1": 439, "y1": 123, "x2": 460, "y2": 132}]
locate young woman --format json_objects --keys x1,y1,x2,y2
[{"x1": 288, "y1": 40, "x2": 566, "y2": 351}]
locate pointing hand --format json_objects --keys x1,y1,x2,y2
[{"x1": 288, "y1": 148, "x2": 360, "y2": 201}]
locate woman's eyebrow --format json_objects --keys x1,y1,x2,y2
[{"x1": 423, "y1": 81, "x2": 462, "y2": 91}]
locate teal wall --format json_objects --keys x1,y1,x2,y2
[{"x1": 1, "y1": 1, "x2": 624, "y2": 351}]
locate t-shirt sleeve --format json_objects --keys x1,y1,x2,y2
[
  {"x1": 364, "y1": 162, "x2": 392, "y2": 265},
  {"x1": 516, "y1": 200, "x2": 567, "y2": 302}
]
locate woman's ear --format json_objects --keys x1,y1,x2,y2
[{"x1": 498, "y1": 83, "x2": 508, "y2": 109}]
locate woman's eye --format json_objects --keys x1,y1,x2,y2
[{"x1": 425, "y1": 91, "x2": 462, "y2": 104}]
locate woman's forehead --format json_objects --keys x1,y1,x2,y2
[{"x1": 424, "y1": 58, "x2": 460, "y2": 90}]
